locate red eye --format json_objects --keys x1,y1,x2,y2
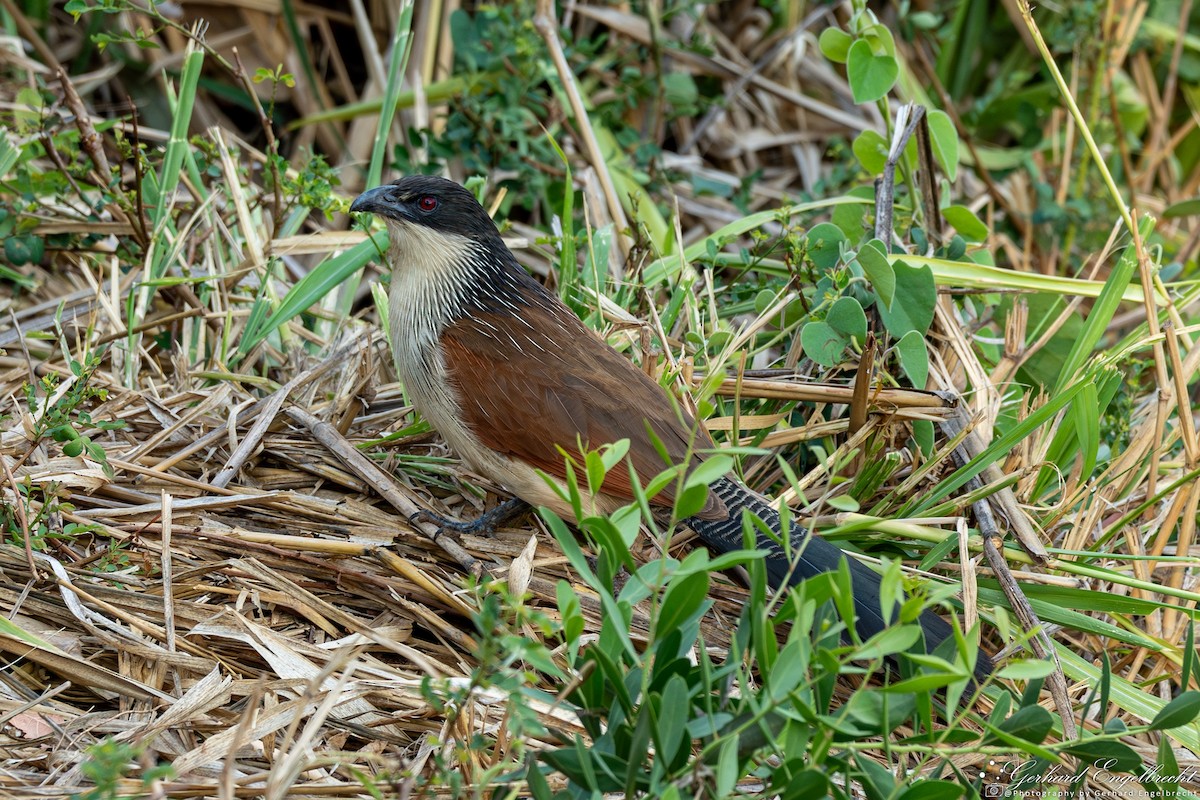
[{"x1": 417, "y1": 196, "x2": 438, "y2": 212}]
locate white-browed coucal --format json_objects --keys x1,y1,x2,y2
[{"x1": 351, "y1": 175, "x2": 992, "y2": 681}]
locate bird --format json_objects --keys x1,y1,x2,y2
[{"x1": 350, "y1": 174, "x2": 992, "y2": 683}]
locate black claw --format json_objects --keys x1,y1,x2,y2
[{"x1": 410, "y1": 497, "x2": 529, "y2": 536}]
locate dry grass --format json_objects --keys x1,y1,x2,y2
[{"x1": 3, "y1": 0, "x2": 1200, "y2": 796}]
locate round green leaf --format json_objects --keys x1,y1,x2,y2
[
  {"x1": 664, "y1": 72, "x2": 698, "y2": 110},
  {"x1": 895, "y1": 330, "x2": 928, "y2": 389},
  {"x1": 26, "y1": 236, "x2": 44, "y2": 264},
  {"x1": 753, "y1": 288, "x2": 776, "y2": 314},
  {"x1": 805, "y1": 222, "x2": 846, "y2": 270},
  {"x1": 819, "y1": 27, "x2": 853, "y2": 63},
  {"x1": 926, "y1": 109, "x2": 959, "y2": 182},
  {"x1": 4, "y1": 237, "x2": 31, "y2": 266},
  {"x1": 801, "y1": 320, "x2": 846, "y2": 366},
  {"x1": 852, "y1": 129, "x2": 889, "y2": 175},
  {"x1": 942, "y1": 205, "x2": 989, "y2": 242},
  {"x1": 862, "y1": 23, "x2": 897, "y2": 58},
  {"x1": 909, "y1": 11, "x2": 941, "y2": 30},
  {"x1": 827, "y1": 296, "x2": 867, "y2": 342},
  {"x1": 857, "y1": 239, "x2": 895, "y2": 306},
  {"x1": 1103, "y1": 717, "x2": 1129, "y2": 735},
  {"x1": 833, "y1": 199, "x2": 868, "y2": 238},
  {"x1": 877, "y1": 260, "x2": 935, "y2": 337},
  {"x1": 847, "y1": 39, "x2": 898, "y2": 104}
]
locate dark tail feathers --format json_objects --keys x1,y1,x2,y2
[{"x1": 688, "y1": 477, "x2": 992, "y2": 682}]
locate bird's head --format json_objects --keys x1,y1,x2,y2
[
  {"x1": 350, "y1": 175, "x2": 501, "y2": 244},
  {"x1": 351, "y1": 175, "x2": 539, "y2": 321}
]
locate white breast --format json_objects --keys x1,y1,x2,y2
[{"x1": 383, "y1": 220, "x2": 595, "y2": 518}]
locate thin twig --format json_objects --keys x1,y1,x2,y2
[{"x1": 284, "y1": 406, "x2": 485, "y2": 579}]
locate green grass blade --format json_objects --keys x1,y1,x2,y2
[
  {"x1": 238, "y1": 233, "x2": 386, "y2": 356},
  {"x1": 642, "y1": 197, "x2": 872, "y2": 284},
  {"x1": 905, "y1": 377, "x2": 1088, "y2": 515},
  {"x1": 367, "y1": 0, "x2": 415, "y2": 190},
  {"x1": 1054, "y1": 215, "x2": 1156, "y2": 395}
]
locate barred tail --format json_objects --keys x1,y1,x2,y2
[{"x1": 688, "y1": 477, "x2": 991, "y2": 680}]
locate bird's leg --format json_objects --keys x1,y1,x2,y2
[{"x1": 410, "y1": 496, "x2": 530, "y2": 536}]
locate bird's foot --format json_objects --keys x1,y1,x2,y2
[{"x1": 409, "y1": 497, "x2": 529, "y2": 536}]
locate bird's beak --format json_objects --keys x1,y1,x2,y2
[{"x1": 350, "y1": 185, "x2": 396, "y2": 216}]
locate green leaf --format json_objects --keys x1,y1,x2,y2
[
  {"x1": 801, "y1": 321, "x2": 845, "y2": 367},
  {"x1": 0, "y1": 129, "x2": 20, "y2": 178},
  {"x1": 768, "y1": 638, "x2": 809, "y2": 701},
  {"x1": 827, "y1": 296, "x2": 867, "y2": 342},
  {"x1": 1156, "y1": 734, "x2": 1180, "y2": 781},
  {"x1": 1149, "y1": 691, "x2": 1200, "y2": 731},
  {"x1": 673, "y1": 482, "x2": 712, "y2": 520},
  {"x1": 895, "y1": 330, "x2": 929, "y2": 389},
  {"x1": 685, "y1": 454, "x2": 734, "y2": 488},
  {"x1": 819, "y1": 27, "x2": 853, "y2": 63},
  {"x1": 1186, "y1": 620, "x2": 1198, "y2": 688},
  {"x1": 862, "y1": 23, "x2": 897, "y2": 58},
  {"x1": 942, "y1": 205, "x2": 988, "y2": 242},
  {"x1": 656, "y1": 674, "x2": 690, "y2": 764},
  {"x1": 657, "y1": 573, "x2": 710, "y2": 633},
  {"x1": 855, "y1": 753, "x2": 897, "y2": 798},
  {"x1": 239, "y1": 234, "x2": 384, "y2": 355},
  {"x1": 3, "y1": 237, "x2": 31, "y2": 266},
  {"x1": 778, "y1": 769, "x2": 829, "y2": 799},
  {"x1": 882, "y1": 672, "x2": 962, "y2": 693},
  {"x1": 525, "y1": 760, "x2": 553, "y2": 800},
  {"x1": 826, "y1": 494, "x2": 860, "y2": 511},
  {"x1": 857, "y1": 623, "x2": 921, "y2": 660},
  {"x1": 556, "y1": 580, "x2": 584, "y2": 652},
  {"x1": 898, "y1": 779, "x2": 964, "y2": 800},
  {"x1": 986, "y1": 704, "x2": 1054, "y2": 746},
  {"x1": 1057, "y1": 740, "x2": 1142, "y2": 772},
  {"x1": 585, "y1": 450, "x2": 607, "y2": 496},
  {"x1": 367, "y1": 4, "x2": 415, "y2": 189},
  {"x1": 996, "y1": 659, "x2": 1057, "y2": 680},
  {"x1": 805, "y1": 222, "x2": 846, "y2": 270},
  {"x1": 926, "y1": 109, "x2": 959, "y2": 182},
  {"x1": 1073, "y1": 381, "x2": 1100, "y2": 483},
  {"x1": 857, "y1": 239, "x2": 895, "y2": 306},
  {"x1": 877, "y1": 260, "x2": 936, "y2": 337},
  {"x1": 1054, "y1": 215, "x2": 1154, "y2": 394},
  {"x1": 911, "y1": 419, "x2": 933, "y2": 456},
  {"x1": 715, "y1": 734, "x2": 739, "y2": 798},
  {"x1": 847, "y1": 39, "x2": 898, "y2": 104},
  {"x1": 853, "y1": 129, "x2": 889, "y2": 175},
  {"x1": 833, "y1": 192, "x2": 872, "y2": 237},
  {"x1": 1164, "y1": 197, "x2": 1200, "y2": 218},
  {"x1": 600, "y1": 439, "x2": 631, "y2": 472}
]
